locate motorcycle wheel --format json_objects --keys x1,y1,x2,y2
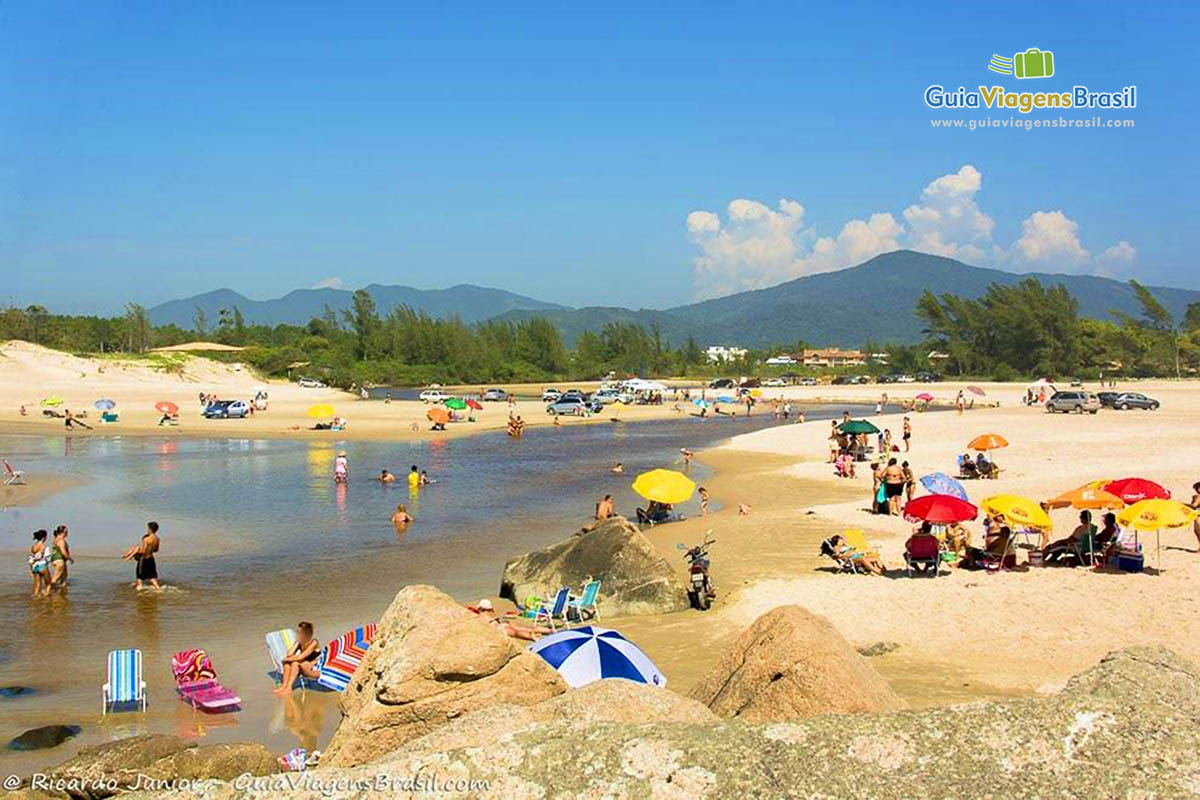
[
  {"x1": 687, "y1": 591, "x2": 699, "y2": 610},
  {"x1": 696, "y1": 590, "x2": 710, "y2": 611}
]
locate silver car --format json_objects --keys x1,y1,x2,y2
[{"x1": 1045, "y1": 390, "x2": 1100, "y2": 414}]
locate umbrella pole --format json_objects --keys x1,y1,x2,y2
[{"x1": 1157, "y1": 529, "x2": 1162, "y2": 573}]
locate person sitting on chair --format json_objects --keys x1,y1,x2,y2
[
  {"x1": 960, "y1": 525, "x2": 1013, "y2": 570},
  {"x1": 1044, "y1": 510, "x2": 1097, "y2": 565},
  {"x1": 820, "y1": 534, "x2": 887, "y2": 576},
  {"x1": 636, "y1": 501, "x2": 672, "y2": 525},
  {"x1": 274, "y1": 621, "x2": 320, "y2": 696},
  {"x1": 959, "y1": 454, "x2": 979, "y2": 479},
  {"x1": 904, "y1": 522, "x2": 941, "y2": 574}
]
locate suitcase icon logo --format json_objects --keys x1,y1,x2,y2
[{"x1": 988, "y1": 48, "x2": 1055, "y2": 79}]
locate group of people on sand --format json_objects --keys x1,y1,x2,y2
[
  {"x1": 871, "y1": 459, "x2": 915, "y2": 515},
  {"x1": 28, "y1": 521, "x2": 162, "y2": 597}
]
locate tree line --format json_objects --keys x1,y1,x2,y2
[{"x1": 2, "y1": 280, "x2": 1196, "y2": 385}]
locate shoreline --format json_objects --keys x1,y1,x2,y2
[{"x1": 0, "y1": 473, "x2": 85, "y2": 509}]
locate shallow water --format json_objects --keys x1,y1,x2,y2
[{"x1": 0, "y1": 404, "x2": 867, "y2": 772}]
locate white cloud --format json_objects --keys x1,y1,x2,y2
[
  {"x1": 1013, "y1": 210, "x2": 1090, "y2": 268},
  {"x1": 687, "y1": 165, "x2": 1135, "y2": 296},
  {"x1": 312, "y1": 277, "x2": 345, "y2": 290}
]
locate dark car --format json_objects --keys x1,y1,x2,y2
[
  {"x1": 1108, "y1": 392, "x2": 1160, "y2": 411},
  {"x1": 1097, "y1": 391, "x2": 1120, "y2": 408},
  {"x1": 916, "y1": 372, "x2": 944, "y2": 382},
  {"x1": 831, "y1": 375, "x2": 854, "y2": 385},
  {"x1": 203, "y1": 400, "x2": 250, "y2": 419},
  {"x1": 709, "y1": 378, "x2": 736, "y2": 389},
  {"x1": 877, "y1": 374, "x2": 895, "y2": 384}
]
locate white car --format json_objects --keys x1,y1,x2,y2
[
  {"x1": 541, "y1": 388, "x2": 562, "y2": 402},
  {"x1": 591, "y1": 388, "x2": 623, "y2": 405},
  {"x1": 762, "y1": 378, "x2": 785, "y2": 387},
  {"x1": 297, "y1": 378, "x2": 327, "y2": 388},
  {"x1": 419, "y1": 389, "x2": 448, "y2": 403},
  {"x1": 895, "y1": 374, "x2": 916, "y2": 383}
]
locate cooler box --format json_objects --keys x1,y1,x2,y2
[
  {"x1": 1027, "y1": 549, "x2": 1045, "y2": 567},
  {"x1": 1116, "y1": 550, "x2": 1144, "y2": 573}
]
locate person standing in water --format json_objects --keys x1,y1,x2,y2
[
  {"x1": 407, "y1": 465, "x2": 420, "y2": 490},
  {"x1": 29, "y1": 530, "x2": 51, "y2": 598},
  {"x1": 334, "y1": 452, "x2": 348, "y2": 483},
  {"x1": 122, "y1": 521, "x2": 161, "y2": 591},
  {"x1": 391, "y1": 504, "x2": 415, "y2": 527},
  {"x1": 49, "y1": 525, "x2": 74, "y2": 591}
]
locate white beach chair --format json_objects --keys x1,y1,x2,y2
[{"x1": 3, "y1": 460, "x2": 26, "y2": 485}]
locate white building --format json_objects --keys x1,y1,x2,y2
[{"x1": 705, "y1": 346, "x2": 748, "y2": 363}]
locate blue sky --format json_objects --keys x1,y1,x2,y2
[{"x1": 1, "y1": 1, "x2": 1196, "y2": 314}]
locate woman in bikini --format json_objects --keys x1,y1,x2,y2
[
  {"x1": 275, "y1": 621, "x2": 321, "y2": 695},
  {"x1": 29, "y1": 530, "x2": 51, "y2": 598},
  {"x1": 48, "y1": 525, "x2": 74, "y2": 591}
]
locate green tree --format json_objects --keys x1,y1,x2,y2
[
  {"x1": 193, "y1": 306, "x2": 209, "y2": 336},
  {"x1": 123, "y1": 303, "x2": 152, "y2": 353}
]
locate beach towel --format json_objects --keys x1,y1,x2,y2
[{"x1": 171, "y1": 649, "x2": 217, "y2": 684}]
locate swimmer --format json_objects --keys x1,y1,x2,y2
[
  {"x1": 378, "y1": 469, "x2": 395, "y2": 484},
  {"x1": 611, "y1": 463, "x2": 624, "y2": 474}
]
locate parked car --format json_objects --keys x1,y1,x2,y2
[
  {"x1": 296, "y1": 377, "x2": 327, "y2": 389},
  {"x1": 895, "y1": 374, "x2": 916, "y2": 383},
  {"x1": 541, "y1": 388, "x2": 562, "y2": 402},
  {"x1": 709, "y1": 378, "x2": 736, "y2": 389},
  {"x1": 1045, "y1": 390, "x2": 1100, "y2": 414},
  {"x1": 419, "y1": 389, "x2": 448, "y2": 403},
  {"x1": 482, "y1": 388, "x2": 509, "y2": 402},
  {"x1": 203, "y1": 400, "x2": 250, "y2": 419},
  {"x1": 762, "y1": 378, "x2": 786, "y2": 387},
  {"x1": 831, "y1": 375, "x2": 854, "y2": 385},
  {"x1": 1106, "y1": 392, "x2": 1160, "y2": 411},
  {"x1": 561, "y1": 389, "x2": 586, "y2": 401},
  {"x1": 546, "y1": 396, "x2": 602, "y2": 415},
  {"x1": 796, "y1": 376, "x2": 817, "y2": 386},
  {"x1": 1097, "y1": 391, "x2": 1120, "y2": 408},
  {"x1": 876, "y1": 374, "x2": 894, "y2": 384},
  {"x1": 591, "y1": 388, "x2": 623, "y2": 404},
  {"x1": 916, "y1": 372, "x2": 944, "y2": 382}
]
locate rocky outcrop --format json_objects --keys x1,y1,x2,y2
[
  {"x1": 159, "y1": 647, "x2": 1200, "y2": 799},
  {"x1": 45, "y1": 735, "x2": 277, "y2": 798},
  {"x1": 7, "y1": 724, "x2": 80, "y2": 751},
  {"x1": 320, "y1": 585, "x2": 568, "y2": 768},
  {"x1": 499, "y1": 515, "x2": 689, "y2": 616},
  {"x1": 688, "y1": 605, "x2": 906, "y2": 720}
]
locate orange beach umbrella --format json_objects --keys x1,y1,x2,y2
[
  {"x1": 1045, "y1": 481, "x2": 1124, "y2": 511},
  {"x1": 426, "y1": 406, "x2": 450, "y2": 425},
  {"x1": 968, "y1": 433, "x2": 1008, "y2": 451},
  {"x1": 155, "y1": 401, "x2": 179, "y2": 415}
]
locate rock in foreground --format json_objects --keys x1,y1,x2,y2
[
  {"x1": 46, "y1": 735, "x2": 276, "y2": 798},
  {"x1": 321, "y1": 585, "x2": 568, "y2": 768},
  {"x1": 688, "y1": 605, "x2": 906, "y2": 720},
  {"x1": 499, "y1": 515, "x2": 689, "y2": 617},
  {"x1": 157, "y1": 647, "x2": 1200, "y2": 799}
]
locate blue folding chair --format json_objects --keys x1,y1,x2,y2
[{"x1": 102, "y1": 649, "x2": 147, "y2": 714}]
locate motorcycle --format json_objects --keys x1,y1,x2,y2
[{"x1": 679, "y1": 533, "x2": 716, "y2": 610}]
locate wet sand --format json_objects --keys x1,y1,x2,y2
[{"x1": 0, "y1": 473, "x2": 83, "y2": 508}]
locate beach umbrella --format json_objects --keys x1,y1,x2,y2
[
  {"x1": 444, "y1": 397, "x2": 467, "y2": 410},
  {"x1": 838, "y1": 419, "x2": 880, "y2": 436},
  {"x1": 750, "y1": 389, "x2": 763, "y2": 398},
  {"x1": 316, "y1": 624, "x2": 377, "y2": 692},
  {"x1": 903, "y1": 494, "x2": 978, "y2": 524},
  {"x1": 465, "y1": 398, "x2": 483, "y2": 410},
  {"x1": 93, "y1": 398, "x2": 116, "y2": 410},
  {"x1": 915, "y1": 392, "x2": 934, "y2": 402},
  {"x1": 967, "y1": 385, "x2": 986, "y2": 396},
  {"x1": 967, "y1": 433, "x2": 1008, "y2": 451},
  {"x1": 981, "y1": 494, "x2": 1053, "y2": 530},
  {"x1": 426, "y1": 406, "x2": 450, "y2": 425},
  {"x1": 919, "y1": 472, "x2": 968, "y2": 501},
  {"x1": 632, "y1": 469, "x2": 695, "y2": 504},
  {"x1": 1104, "y1": 478, "x2": 1170, "y2": 504},
  {"x1": 155, "y1": 401, "x2": 179, "y2": 415},
  {"x1": 41, "y1": 396, "x2": 64, "y2": 407},
  {"x1": 306, "y1": 403, "x2": 335, "y2": 419},
  {"x1": 1117, "y1": 498, "x2": 1197, "y2": 572},
  {"x1": 1045, "y1": 482, "x2": 1124, "y2": 510},
  {"x1": 716, "y1": 395, "x2": 735, "y2": 403},
  {"x1": 691, "y1": 397, "x2": 710, "y2": 408},
  {"x1": 528, "y1": 626, "x2": 666, "y2": 689}
]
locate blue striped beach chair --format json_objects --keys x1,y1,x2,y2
[
  {"x1": 568, "y1": 580, "x2": 602, "y2": 623},
  {"x1": 102, "y1": 649, "x2": 147, "y2": 714},
  {"x1": 534, "y1": 587, "x2": 571, "y2": 631},
  {"x1": 265, "y1": 628, "x2": 316, "y2": 690}
]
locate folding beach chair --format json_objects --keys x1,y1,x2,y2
[
  {"x1": 265, "y1": 628, "x2": 315, "y2": 690},
  {"x1": 567, "y1": 580, "x2": 602, "y2": 623},
  {"x1": 534, "y1": 587, "x2": 571, "y2": 631},
  {"x1": 171, "y1": 649, "x2": 241, "y2": 713},
  {"x1": 904, "y1": 534, "x2": 942, "y2": 577},
  {"x1": 3, "y1": 460, "x2": 25, "y2": 485},
  {"x1": 819, "y1": 537, "x2": 865, "y2": 574},
  {"x1": 102, "y1": 649, "x2": 147, "y2": 714}
]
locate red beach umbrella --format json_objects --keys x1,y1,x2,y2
[
  {"x1": 967, "y1": 385, "x2": 986, "y2": 396},
  {"x1": 155, "y1": 401, "x2": 179, "y2": 415},
  {"x1": 1103, "y1": 478, "x2": 1170, "y2": 504},
  {"x1": 903, "y1": 494, "x2": 979, "y2": 524},
  {"x1": 466, "y1": 398, "x2": 483, "y2": 410}
]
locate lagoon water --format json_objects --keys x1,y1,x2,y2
[{"x1": 0, "y1": 404, "x2": 868, "y2": 770}]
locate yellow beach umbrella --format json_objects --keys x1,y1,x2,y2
[
  {"x1": 750, "y1": 389, "x2": 763, "y2": 398},
  {"x1": 306, "y1": 404, "x2": 335, "y2": 419},
  {"x1": 631, "y1": 469, "x2": 696, "y2": 505},
  {"x1": 981, "y1": 494, "x2": 1053, "y2": 529},
  {"x1": 1118, "y1": 499, "x2": 1197, "y2": 572},
  {"x1": 41, "y1": 396, "x2": 64, "y2": 407}
]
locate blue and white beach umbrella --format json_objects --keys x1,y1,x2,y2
[
  {"x1": 920, "y1": 472, "x2": 969, "y2": 501},
  {"x1": 528, "y1": 626, "x2": 666, "y2": 689}
]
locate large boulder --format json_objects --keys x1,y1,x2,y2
[
  {"x1": 688, "y1": 605, "x2": 906, "y2": 720},
  {"x1": 320, "y1": 585, "x2": 568, "y2": 768},
  {"x1": 46, "y1": 735, "x2": 277, "y2": 798},
  {"x1": 499, "y1": 515, "x2": 689, "y2": 617},
  {"x1": 403, "y1": 677, "x2": 716, "y2": 753},
  {"x1": 172, "y1": 647, "x2": 1200, "y2": 799}
]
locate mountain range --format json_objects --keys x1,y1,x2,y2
[{"x1": 148, "y1": 251, "x2": 1200, "y2": 347}]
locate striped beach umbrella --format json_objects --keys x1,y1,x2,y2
[
  {"x1": 919, "y1": 472, "x2": 968, "y2": 501},
  {"x1": 528, "y1": 626, "x2": 666, "y2": 689},
  {"x1": 316, "y1": 623, "x2": 377, "y2": 692}
]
